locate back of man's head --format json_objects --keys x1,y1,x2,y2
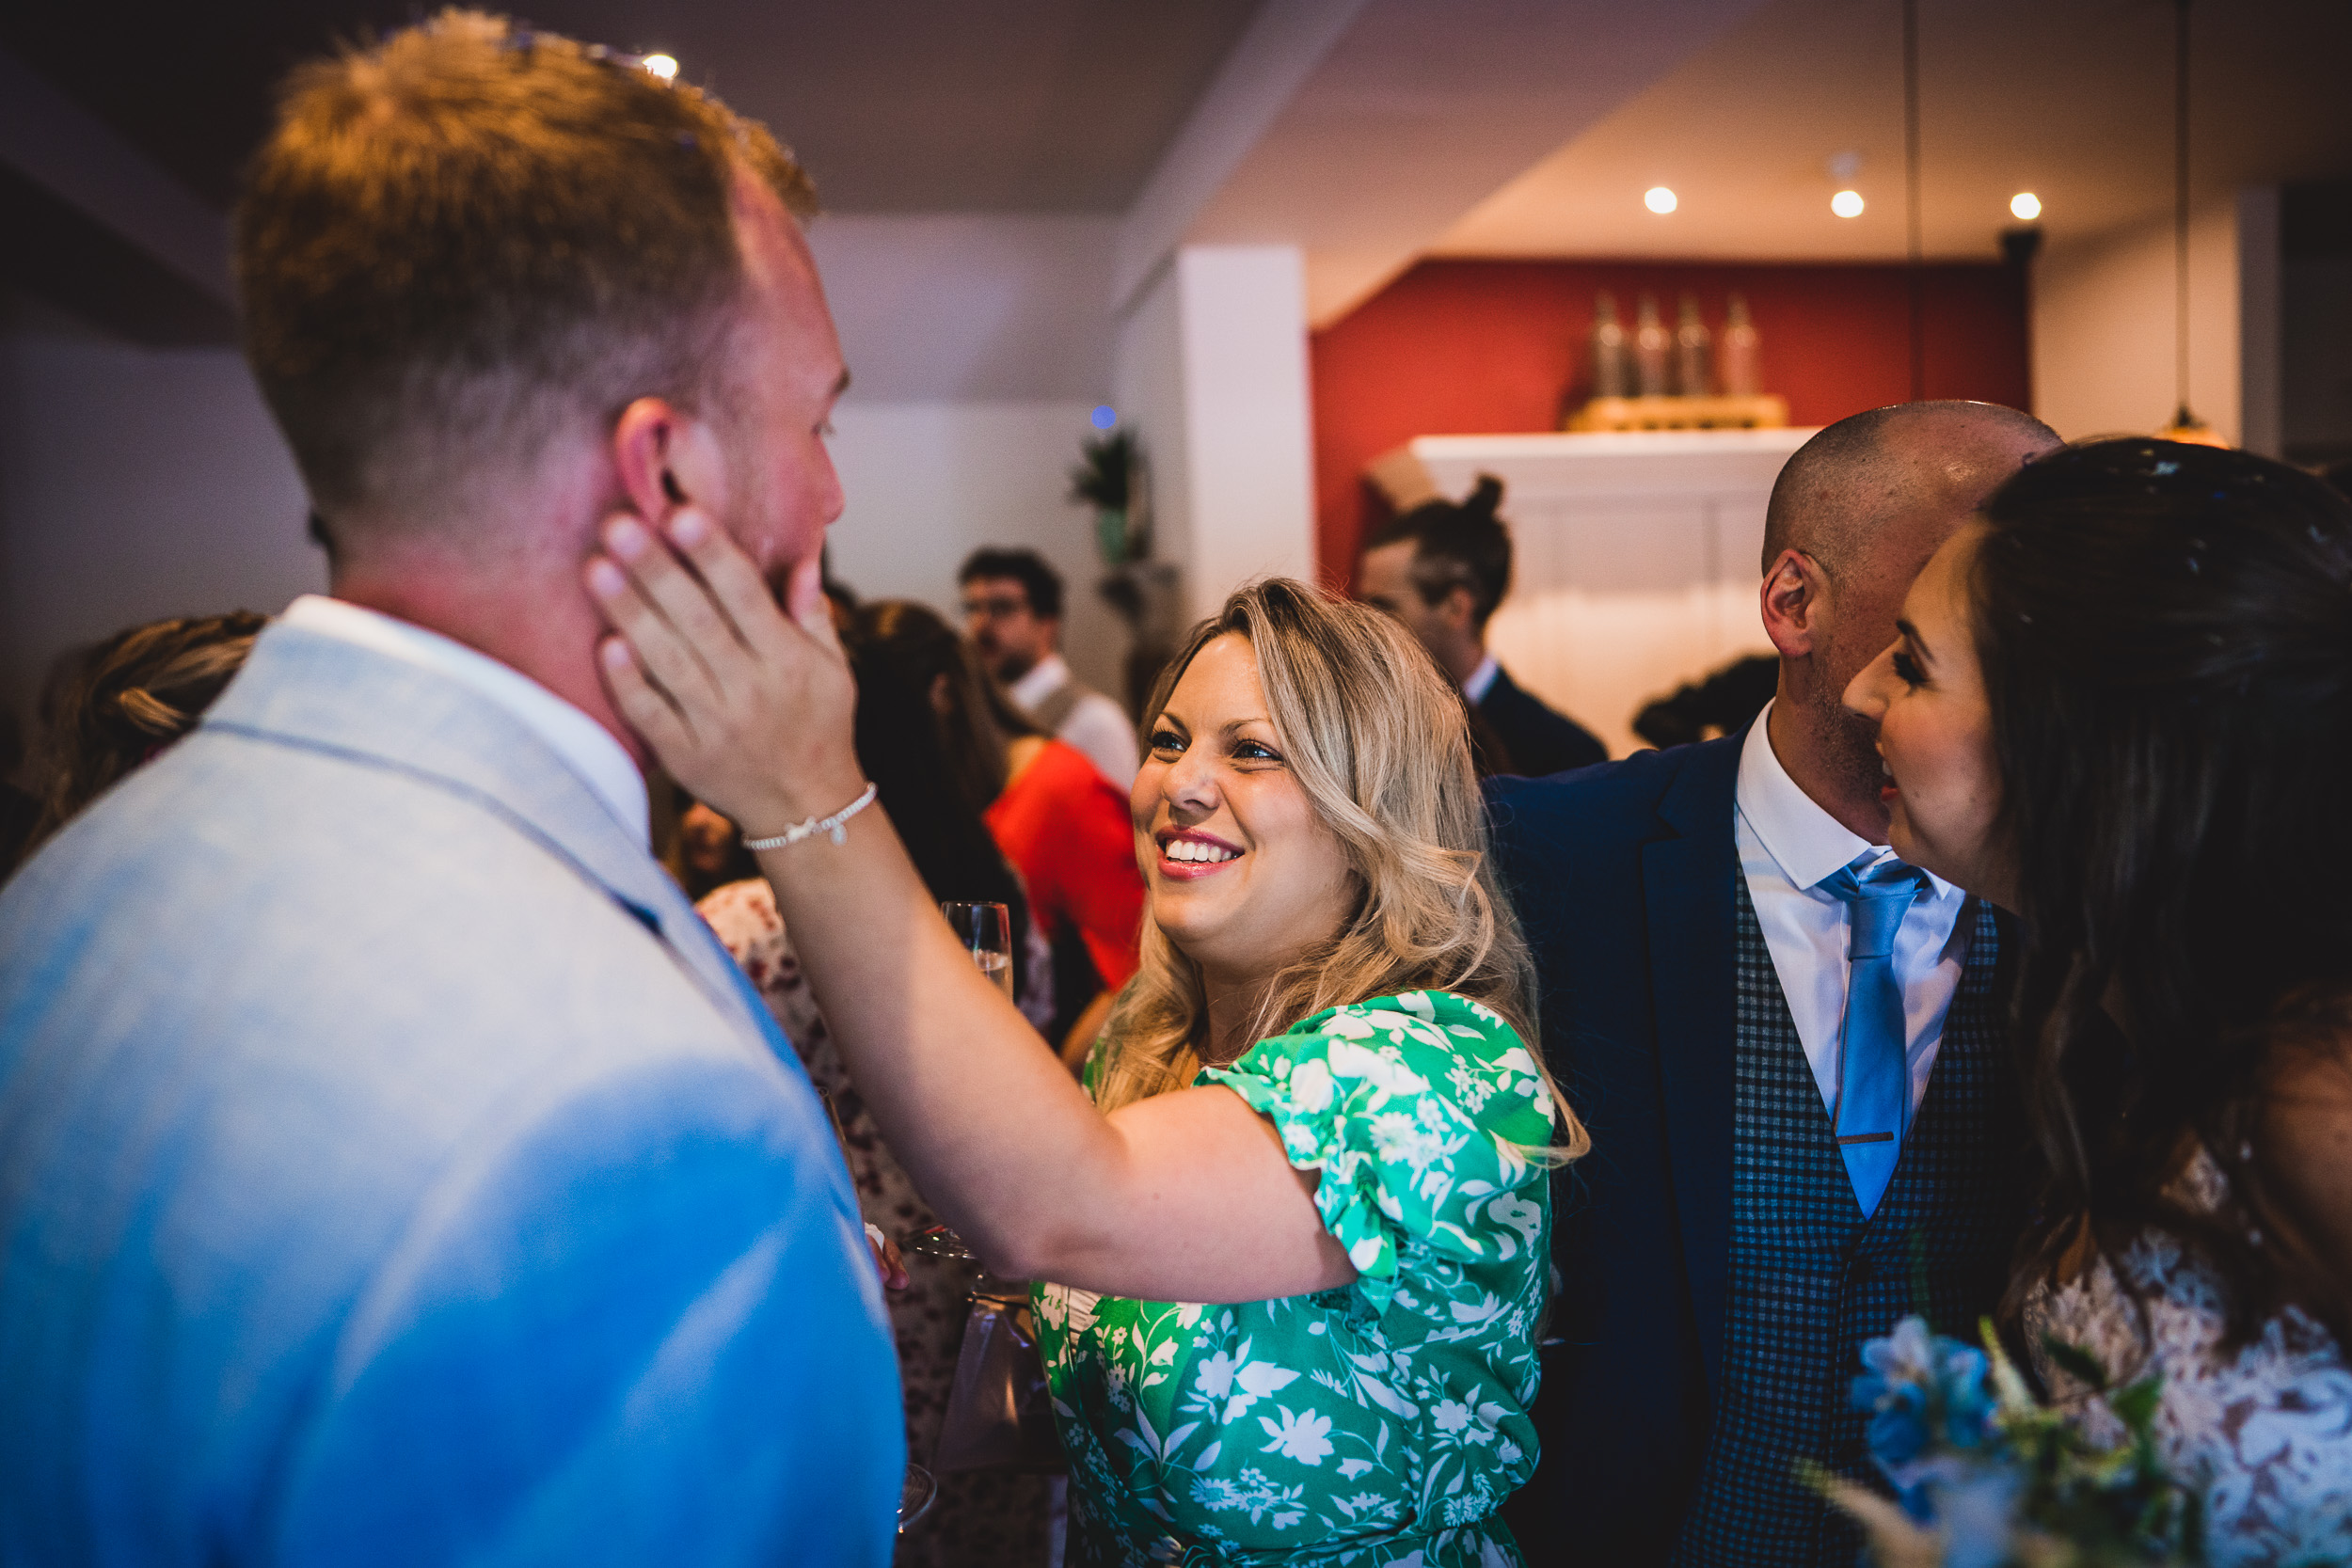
[
  {"x1": 1362, "y1": 474, "x2": 1514, "y2": 629},
  {"x1": 958, "y1": 547, "x2": 1063, "y2": 622},
  {"x1": 237, "y1": 8, "x2": 814, "y2": 552},
  {"x1": 1761, "y1": 401, "x2": 2058, "y2": 584}
]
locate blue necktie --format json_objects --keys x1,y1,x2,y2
[{"x1": 1820, "y1": 857, "x2": 1928, "y2": 1218}]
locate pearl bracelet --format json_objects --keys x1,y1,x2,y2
[{"x1": 741, "y1": 781, "x2": 879, "y2": 851}]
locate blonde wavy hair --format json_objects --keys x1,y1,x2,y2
[{"x1": 1091, "y1": 578, "x2": 1587, "y2": 1164}]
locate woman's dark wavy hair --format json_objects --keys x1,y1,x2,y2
[{"x1": 1977, "y1": 438, "x2": 2352, "y2": 1351}]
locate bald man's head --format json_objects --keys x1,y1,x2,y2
[
  {"x1": 1762, "y1": 402, "x2": 2059, "y2": 581},
  {"x1": 1757, "y1": 400, "x2": 2059, "y2": 838}
]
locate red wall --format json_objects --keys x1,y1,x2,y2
[{"x1": 1310, "y1": 258, "x2": 2032, "y2": 584}]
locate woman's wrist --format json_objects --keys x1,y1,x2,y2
[{"x1": 740, "y1": 779, "x2": 879, "y2": 851}]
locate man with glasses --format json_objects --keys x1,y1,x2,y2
[{"x1": 959, "y1": 546, "x2": 1137, "y2": 786}]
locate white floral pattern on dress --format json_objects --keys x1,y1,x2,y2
[
  {"x1": 2026, "y1": 1150, "x2": 2352, "y2": 1568},
  {"x1": 1035, "y1": 991, "x2": 1554, "y2": 1567}
]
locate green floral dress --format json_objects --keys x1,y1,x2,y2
[{"x1": 1034, "y1": 990, "x2": 1556, "y2": 1568}]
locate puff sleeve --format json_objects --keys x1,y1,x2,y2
[{"x1": 1200, "y1": 990, "x2": 1556, "y2": 1315}]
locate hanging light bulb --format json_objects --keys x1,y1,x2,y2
[{"x1": 2154, "y1": 0, "x2": 2226, "y2": 445}]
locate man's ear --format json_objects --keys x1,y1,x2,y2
[
  {"x1": 1438, "y1": 583, "x2": 1480, "y2": 633},
  {"x1": 611, "y1": 398, "x2": 727, "y2": 523},
  {"x1": 1759, "y1": 547, "x2": 1831, "y2": 659}
]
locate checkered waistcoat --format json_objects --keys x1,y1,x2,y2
[{"x1": 1673, "y1": 870, "x2": 2022, "y2": 1568}]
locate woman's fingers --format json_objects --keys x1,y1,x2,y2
[
  {"x1": 584, "y1": 506, "x2": 863, "y2": 829},
  {"x1": 596, "y1": 631, "x2": 699, "y2": 761},
  {"x1": 599, "y1": 515, "x2": 737, "y2": 696},
  {"x1": 585, "y1": 543, "x2": 721, "y2": 728},
  {"x1": 782, "y1": 552, "x2": 847, "y2": 667},
  {"x1": 663, "y1": 510, "x2": 818, "y2": 669}
]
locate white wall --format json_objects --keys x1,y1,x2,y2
[
  {"x1": 1112, "y1": 245, "x2": 1317, "y2": 629},
  {"x1": 2032, "y1": 200, "x2": 2245, "y2": 445},
  {"x1": 807, "y1": 214, "x2": 1115, "y2": 402},
  {"x1": 1112, "y1": 259, "x2": 1194, "y2": 578},
  {"x1": 806, "y1": 215, "x2": 1133, "y2": 696},
  {"x1": 820, "y1": 400, "x2": 1123, "y2": 695},
  {"x1": 0, "y1": 317, "x2": 319, "y2": 735}
]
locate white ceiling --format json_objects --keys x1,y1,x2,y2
[{"x1": 1430, "y1": 0, "x2": 2352, "y2": 264}]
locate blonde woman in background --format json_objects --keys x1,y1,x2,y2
[{"x1": 588, "y1": 509, "x2": 1585, "y2": 1567}]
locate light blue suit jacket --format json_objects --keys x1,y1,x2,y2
[{"x1": 0, "y1": 624, "x2": 903, "y2": 1565}]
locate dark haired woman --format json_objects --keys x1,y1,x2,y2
[
  {"x1": 851, "y1": 600, "x2": 1145, "y2": 1058},
  {"x1": 1846, "y1": 439, "x2": 2352, "y2": 1563},
  {"x1": 10, "y1": 611, "x2": 265, "y2": 877}
]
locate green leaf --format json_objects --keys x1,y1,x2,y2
[
  {"x1": 2040, "y1": 1333, "x2": 2112, "y2": 1392},
  {"x1": 2107, "y1": 1374, "x2": 2164, "y2": 1434}
]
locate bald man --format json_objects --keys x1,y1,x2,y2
[{"x1": 1490, "y1": 403, "x2": 2060, "y2": 1568}]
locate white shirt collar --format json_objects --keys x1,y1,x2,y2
[
  {"x1": 279, "y1": 594, "x2": 650, "y2": 846},
  {"x1": 1735, "y1": 699, "x2": 1950, "y2": 896},
  {"x1": 1461, "y1": 654, "x2": 1502, "y2": 705},
  {"x1": 1009, "y1": 651, "x2": 1072, "y2": 710}
]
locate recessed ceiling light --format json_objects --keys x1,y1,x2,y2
[
  {"x1": 2010, "y1": 191, "x2": 2042, "y2": 221},
  {"x1": 1645, "y1": 186, "x2": 1677, "y2": 214},
  {"x1": 1831, "y1": 189, "x2": 1866, "y2": 218},
  {"x1": 642, "y1": 53, "x2": 679, "y2": 80}
]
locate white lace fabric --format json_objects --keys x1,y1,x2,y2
[{"x1": 2026, "y1": 1151, "x2": 2352, "y2": 1566}]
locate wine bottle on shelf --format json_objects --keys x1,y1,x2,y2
[
  {"x1": 1720, "y1": 292, "x2": 1761, "y2": 397},
  {"x1": 1591, "y1": 292, "x2": 1629, "y2": 399},
  {"x1": 1634, "y1": 293, "x2": 1671, "y2": 398},
  {"x1": 1676, "y1": 293, "x2": 1713, "y2": 398}
]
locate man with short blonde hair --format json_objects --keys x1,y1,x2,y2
[{"x1": 0, "y1": 14, "x2": 898, "y2": 1563}]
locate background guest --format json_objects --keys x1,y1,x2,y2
[
  {"x1": 1358, "y1": 473, "x2": 1608, "y2": 776},
  {"x1": 1848, "y1": 438, "x2": 2352, "y2": 1565},
  {"x1": 856, "y1": 598, "x2": 1143, "y2": 1061},
  {"x1": 1490, "y1": 401, "x2": 2059, "y2": 1567},
  {"x1": 698, "y1": 634, "x2": 1054, "y2": 1568},
  {"x1": 959, "y1": 546, "x2": 1138, "y2": 788},
  {"x1": 673, "y1": 796, "x2": 758, "y2": 900},
  {"x1": 8, "y1": 610, "x2": 263, "y2": 876},
  {"x1": 1633, "y1": 652, "x2": 1780, "y2": 751},
  {"x1": 0, "y1": 712, "x2": 36, "y2": 876}
]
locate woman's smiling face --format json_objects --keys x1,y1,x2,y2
[
  {"x1": 1843, "y1": 522, "x2": 2015, "y2": 908},
  {"x1": 1134, "y1": 633, "x2": 1358, "y2": 985}
]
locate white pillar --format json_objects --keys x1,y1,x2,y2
[{"x1": 1114, "y1": 245, "x2": 1316, "y2": 628}]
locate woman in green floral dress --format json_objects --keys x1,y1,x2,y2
[
  {"x1": 592, "y1": 536, "x2": 1587, "y2": 1565},
  {"x1": 1042, "y1": 988, "x2": 1558, "y2": 1565}
]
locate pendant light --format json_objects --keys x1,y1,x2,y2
[
  {"x1": 1902, "y1": 0, "x2": 1925, "y2": 401},
  {"x1": 2156, "y1": 0, "x2": 2228, "y2": 446}
]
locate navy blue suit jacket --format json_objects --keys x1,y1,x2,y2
[
  {"x1": 1489, "y1": 736, "x2": 1746, "y2": 1566},
  {"x1": 1478, "y1": 665, "x2": 1609, "y2": 778}
]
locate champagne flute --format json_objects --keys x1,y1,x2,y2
[{"x1": 940, "y1": 900, "x2": 1013, "y2": 1000}]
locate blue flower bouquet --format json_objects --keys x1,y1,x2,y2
[{"x1": 1810, "y1": 1316, "x2": 2203, "y2": 1568}]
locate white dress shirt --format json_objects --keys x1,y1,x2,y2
[
  {"x1": 279, "y1": 595, "x2": 650, "y2": 846},
  {"x1": 1732, "y1": 701, "x2": 1972, "y2": 1126},
  {"x1": 1461, "y1": 654, "x2": 1502, "y2": 705},
  {"x1": 1009, "y1": 652, "x2": 1139, "y2": 787}
]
